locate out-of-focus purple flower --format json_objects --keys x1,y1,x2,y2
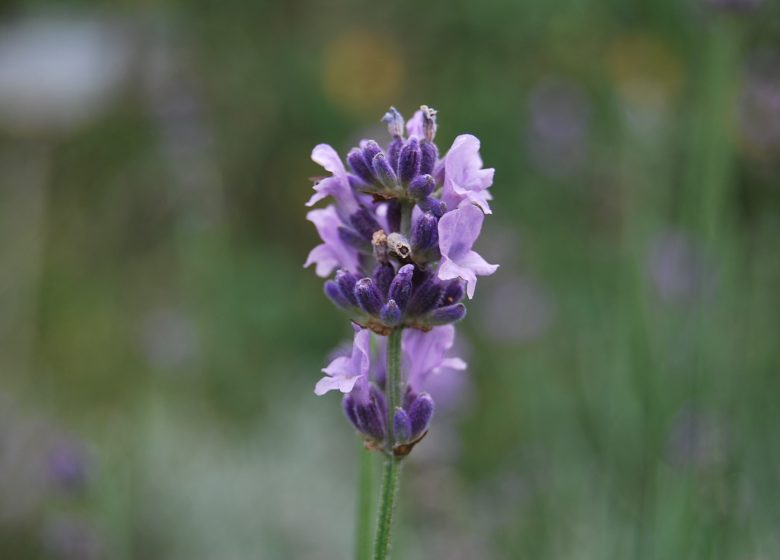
[
  {"x1": 42, "y1": 516, "x2": 102, "y2": 560},
  {"x1": 403, "y1": 325, "x2": 467, "y2": 392},
  {"x1": 437, "y1": 204, "x2": 498, "y2": 299},
  {"x1": 442, "y1": 135, "x2": 495, "y2": 214},
  {"x1": 315, "y1": 327, "x2": 372, "y2": 396},
  {"x1": 480, "y1": 274, "x2": 556, "y2": 343},
  {"x1": 646, "y1": 230, "x2": 715, "y2": 304},
  {"x1": 306, "y1": 144, "x2": 358, "y2": 213},
  {"x1": 47, "y1": 439, "x2": 90, "y2": 492},
  {"x1": 704, "y1": 0, "x2": 763, "y2": 13},
  {"x1": 739, "y1": 50, "x2": 780, "y2": 160},
  {"x1": 665, "y1": 407, "x2": 725, "y2": 469},
  {"x1": 525, "y1": 78, "x2": 590, "y2": 179},
  {"x1": 304, "y1": 205, "x2": 360, "y2": 277}
]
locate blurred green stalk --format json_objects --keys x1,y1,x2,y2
[{"x1": 355, "y1": 444, "x2": 375, "y2": 560}]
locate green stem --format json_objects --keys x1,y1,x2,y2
[
  {"x1": 355, "y1": 443, "x2": 375, "y2": 560},
  {"x1": 373, "y1": 327, "x2": 403, "y2": 560},
  {"x1": 373, "y1": 457, "x2": 401, "y2": 560}
]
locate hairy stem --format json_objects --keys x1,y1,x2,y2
[{"x1": 373, "y1": 327, "x2": 403, "y2": 560}]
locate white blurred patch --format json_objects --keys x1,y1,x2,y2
[{"x1": 0, "y1": 18, "x2": 130, "y2": 133}]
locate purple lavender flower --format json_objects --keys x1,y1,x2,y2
[
  {"x1": 403, "y1": 326, "x2": 467, "y2": 392},
  {"x1": 525, "y1": 77, "x2": 590, "y2": 180},
  {"x1": 306, "y1": 105, "x2": 497, "y2": 457},
  {"x1": 441, "y1": 135, "x2": 495, "y2": 214},
  {"x1": 306, "y1": 144, "x2": 359, "y2": 213},
  {"x1": 304, "y1": 205, "x2": 360, "y2": 277},
  {"x1": 437, "y1": 204, "x2": 499, "y2": 299},
  {"x1": 315, "y1": 326, "x2": 372, "y2": 396}
]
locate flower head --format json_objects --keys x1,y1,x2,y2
[{"x1": 306, "y1": 106, "x2": 497, "y2": 455}]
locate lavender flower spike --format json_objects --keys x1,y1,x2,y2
[
  {"x1": 437, "y1": 204, "x2": 498, "y2": 298},
  {"x1": 314, "y1": 327, "x2": 371, "y2": 395}
]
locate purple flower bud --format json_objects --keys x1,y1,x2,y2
[
  {"x1": 356, "y1": 399, "x2": 385, "y2": 441},
  {"x1": 370, "y1": 383, "x2": 387, "y2": 417},
  {"x1": 336, "y1": 270, "x2": 359, "y2": 306},
  {"x1": 349, "y1": 207, "x2": 382, "y2": 240},
  {"x1": 398, "y1": 138, "x2": 421, "y2": 184},
  {"x1": 338, "y1": 226, "x2": 370, "y2": 252},
  {"x1": 348, "y1": 175, "x2": 368, "y2": 191},
  {"x1": 382, "y1": 106, "x2": 404, "y2": 137},
  {"x1": 408, "y1": 174, "x2": 435, "y2": 200},
  {"x1": 387, "y1": 137, "x2": 403, "y2": 173},
  {"x1": 406, "y1": 278, "x2": 444, "y2": 316},
  {"x1": 418, "y1": 196, "x2": 446, "y2": 218},
  {"x1": 426, "y1": 303, "x2": 467, "y2": 325},
  {"x1": 380, "y1": 300, "x2": 402, "y2": 326},
  {"x1": 389, "y1": 264, "x2": 414, "y2": 311},
  {"x1": 372, "y1": 152, "x2": 398, "y2": 189},
  {"x1": 420, "y1": 142, "x2": 438, "y2": 176},
  {"x1": 421, "y1": 105, "x2": 437, "y2": 142},
  {"x1": 442, "y1": 280, "x2": 465, "y2": 305},
  {"x1": 324, "y1": 280, "x2": 352, "y2": 308},
  {"x1": 409, "y1": 392, "x2": 435, "y2": 438},
  {"x1": 355, "y1": 277, "x2": 384, "y2": 315},
  {"x1": 393, "y1": 407, "x2": 412, "y2": 442},
  {"x1": 372, "y1": 263, "x2": 395, "y2": 297},
  {"x1": 343, "y1": 394, "x2": 361, "y2": 431},
  {"x1": 411, "y1": 212, "x2": 439, "y2": 255},
  {"x1": 361, "y1": 140, "x2": 382, "y2": 169},
  {"x1": 346, "y1": 148, "x2": 373, "y2": 185},
  {"x1": 386, "y1": 201, "x2": 402, "y2": 233}
]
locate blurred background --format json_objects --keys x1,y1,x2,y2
[{"x1": 1, "y1": 0, "x2": 779, "y2": 558}]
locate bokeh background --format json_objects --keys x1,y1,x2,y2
[{"x1": 1, "y1": 0, "x2": 779, "y2": 558}]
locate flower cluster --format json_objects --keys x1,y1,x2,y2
[{"x1": 306, "y1": 106, "x2": 497, "y2": 455}]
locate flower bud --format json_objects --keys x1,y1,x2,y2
[
  {"x1": 342, "y1": 394, "x2": 360, "y2": 431},
  {"x1": 398, "y1": 138, "x2": 421, "y2": 184},
  {"x1": 418, "y1": 197, "x2": 446, "y2": 218},
  {"x1": 393, "y1": 407, "x2": 412, "y2": 443},
  {"x1": 361, "y1": 140, "x2": 382, "y2": 169},
  {"x1": 372, "y1": 263, "x2": 395, "y2": 297},
  {"x1": 381, "y1": 106, "x2": 404, "y2": 137},
  {"x1": 409, "y1": 392, "x2": 435, "y2": 438},
  {"x1": 349, "y1": 207, "x2": 382, "y2": 240},
  {"x1": 406, "y1": 278, "x2": 444, "y2": 316},
  {"x1": 421, "y1": 105, "x2": 437, "y2": 142},
  {"x1": 425, "y1": 303, "x2": 466, "y2": 325},
  {"x1": 335, "y1": 270, "x2": 359, "y2": 306},
  {"x1": 354, "y1": 278, "x2": 383, "y2": 315},
  {"x1": 372, "y1": 152, "x2": 398, "y2": 189},
  {"x1": 356, "y1": 399, "x2": 385, "y2": 441},
  {"x1": 324, "y1": 280, "x2": 352, "y2": 309},
  {"x1": 389, "y1": 264, "x2": 414, "y2": 311},
  {"x1": 408, "y1": 174, "x2": 435, "y2": 200},
  {"x1": 385, "y1": 201, "x2": 402, "y2": 233},
  {"x1": 442, "y1": 280, "x2": 465, "y2": 305},
  {"x1": 387, "y1": 138, "x2": 403, "y2": 173},
  {"x1": 338, "y1": 226, "x2": 370, "y2": 252},
  {"x1": 347, "y1": 148, "x2": 375, "y2": 184},
  {"x1": 420, "y1": 141, "x2": 439, "y2": 176},
  {"x1": 380, "y1": 300, "x2": 402, "y2": 326},
  {"x1": 411, "y1": 213, "x2": 439, "y2": 255}
]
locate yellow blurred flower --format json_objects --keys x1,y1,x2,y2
[
  {"x1": 322, "y1": 30, "x2": 404, "y2": 116},
  {"x1": 608, "y1": 34, "x2": 684, "y2": 114}
]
